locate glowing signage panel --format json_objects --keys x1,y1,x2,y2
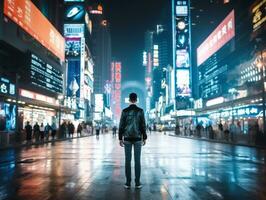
[
  {"x1": 95, "y1": 94, "x2": 104, "y2": 112},
  {"x1": 4, "y1": 0, "x2": 65, "y2": 61},
  {"x1": 0, "y1": 103, "x2": 16, "y2": 131},
  {"x1": 30, "y1": 53, "x2": 63, "y2": 94},
  {"x1": 176, "y1": 1, "x2": 188, "y2": 16},
  {"x1": 111, "y1": 62, "x2": 122, "y2": 121},
  {"x1": 0, "y1": 77, "x2": 15, "y2": 96},
  {"x1": 64, "y1": 24, "x2": 84, "y2": 37},
  {"x1": 176, "y1": 70, "x2": 191, "y2": 96},
  {"x1": 252, "y1": 0, "x2": 266, "y2": 32},
  {"x1": 19, "y1": 89, "x2": 57, "y2": 105},
  {"x1": 176, "y1": 50, "x2": 189, "y2": 68},
  {"x1": 197, "y1": 10, "x2": 235, "y2": 66}
]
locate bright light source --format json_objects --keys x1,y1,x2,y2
[
  {"x1": 58, "y1": 95, "x2": 64, "y2": 100},
  {"x1": 256, "y1": 61, "x2": 263, "y2": 69}
]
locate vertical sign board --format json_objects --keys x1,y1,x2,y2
[
  {"x1": 111, "y1": 62, "x2": 122, "y2": 122},
  {"x1": 110, "y1": 62, "x2": 115, "y2": 115},
  {"x1": 66, "y1": 37, "x2": 81, "y2": 98},
  {"x1": 114, "y1": 62, "x2": 122, "y2": 121},
  {"x1": 79, "y1": 37, "x2": 85, "y2": 108},
  {"x1": 251, "y1": 0, "x2": 266, "y2": 38},
  {"x1": 174, "y1": 0, "x2": 191, "y2": 98}
]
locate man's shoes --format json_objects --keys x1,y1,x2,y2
[
  {"x1": 124, "y1": 183, "x2": 130, "y2": 189},
  {"x1": 135, "y1": 183, "x2": 142, "y2": 189}
]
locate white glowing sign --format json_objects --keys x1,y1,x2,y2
[
  {"x1": 153, "y1": 45, "x2": 159, "y2": 67},
  {"x1": 206, "y1": 97, "x2": 224, "y2": 107}
]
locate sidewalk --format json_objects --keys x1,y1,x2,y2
[
  {"x1": 0, "y1": 134, "x2": 93, "y2": 151},
  {"x1": 168, "y1": 131, "x2": 266, "y2": 149}
]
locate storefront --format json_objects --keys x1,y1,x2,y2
[
  {"x1": 18, "y1": 107, "x2": 56, "y2": 127},
  {"x1": 17, "y1": 89, "x2": 59, "y2": 128},
  {"x1": 196, "y1": 101, "x2": 263, "y2": 144},
  {"x1": 208, "y1": 105, "x2": 262, "y2": 133}
]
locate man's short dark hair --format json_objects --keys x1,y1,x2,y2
[{"x1": 129, "y1": 93, "x2": 137, "y2": 102}]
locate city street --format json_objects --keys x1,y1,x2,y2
[{"x1": 1, "y1": 133, "x2": 266, "y2": 200}]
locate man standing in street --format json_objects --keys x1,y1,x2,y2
[
  {"x1": 119, "y1": 93, "x2": 147, "y2": 189},
  {"x1": 25, "y1": 121, "x2": 32, "y2": 143},
  {"x1": 112, "y1": 125, "x2": 117, "y2": 137}
]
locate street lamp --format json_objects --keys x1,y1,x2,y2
[
  {"x1": 189, "y1": 97, "x2": 194, "y2": 131},
  {"x1": 256, "y1": 51, "x2": 266, "y2": 135},
  {"x1": 57, "y1": 94, "x2": 64, "y2": 127}
]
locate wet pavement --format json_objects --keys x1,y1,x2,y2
[{"x1": 1, "y1": 132, "x2": 266, "y2": 200}]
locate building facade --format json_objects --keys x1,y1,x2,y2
[
  {"x1": 192, "y1": 0, "x2": 266, "y2": 144},
  {"x1": 0, "y1": 0, "x2": 65, "y2": 142}
]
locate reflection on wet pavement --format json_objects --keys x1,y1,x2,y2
[{"x1": 0, "y1": 132, "x2": 266, "y2": 200}]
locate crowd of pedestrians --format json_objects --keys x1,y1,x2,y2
[
  {"x1": 24, "y1": 121, "x2": 89, "y2": 143},
  {"x1": 175, "y1": 120, "x2": 261, "y2": 144}
]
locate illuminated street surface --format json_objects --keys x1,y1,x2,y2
[{"x1": 1, "y1": 133, "x2": 266, "y2": 200}]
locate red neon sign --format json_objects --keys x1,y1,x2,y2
[{"x1": 197, "y1": 10, "x2": 235, "y2": 66}]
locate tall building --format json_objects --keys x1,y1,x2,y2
[
  {"x1": 88, "y1": 4, "x2": 112, "y2": 94},
  {"x1": 152, "y1": 25, "x2": 172, "y2": 110},
  {"x1": 143, "y1": 25, "x2": 172, "y2": 122},
  {"x1": 0, "y1": 0, "x2": 65, "y2": 137},
  {"x1": 143, "y1": 31, "x2": 153, "y2": 113},
  {"x1": 193, "y1": 0, "x2": 266, "y2": 134}
]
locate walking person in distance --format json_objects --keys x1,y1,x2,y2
[{"x1": 119, "y1": 93, "x2": 147, "y2": 189}]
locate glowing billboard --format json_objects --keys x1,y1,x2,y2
[
  {"x1": 4, "y1": 0, "x2": 65, "y2": 61},
  {"x1": 176, "y1": 70, "x2": 191, "y2": 96},
  {"x1": 197, "y1": 10, "x2": 235, "y2": 66},
  {"x1": 95, "y1": 94, "x2": 104, "y2": 112},
  {"x1": 176, "y1": 49, "x2": 189, "y2": 68}
]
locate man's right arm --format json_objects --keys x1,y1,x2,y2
[{"x1": 118, "y1": 111, "x2": 125, "y2": 141}]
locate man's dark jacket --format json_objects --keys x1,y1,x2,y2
[{"x1": 119, "y1": 104, "x2": 147, "y2": 141}]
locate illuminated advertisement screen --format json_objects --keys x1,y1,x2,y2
[
  {"x1": 67, "y1": 59, "x2": 81, "y2": 97},
  {"x1": 176, "y1": 0, "x2": 188, "y2": 16},
  {"x1": 64, "y1": 24, "x2": 84, "y2": 37},
  {"x1": 176, "y1": 70, "x2": 191, "y2": 96},
  {"x1": 176, "y1": 1, "x2": 188, "y2": 16},
  {"x1": 176, "y1": 49, "x2": 189, "y2": 68},
  {"x1": 4, "y1": 0, "x2": 65, "y2": 61},
  {"x1": 65, "y1": 4, "x2": 85, "y2": 22},
  {"x1": 197, "y1": 10, "x2": 235, "y2": 66},
  {"x1": 95, "y1": 94, "x2": 104, "y2": 112},
  {"x1": 0, "y1": 103, "x2": 16, "y2": 132},
  {"x1": 29, "y1": 53, "x2": 63, "y2": 94},
  {"x1": 65, "y1": 37, "x2": 81, "y2": 57}
]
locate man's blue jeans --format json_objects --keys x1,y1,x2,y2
[{"x1": 124, "y1": 141, "x2": 142, "y2": 184}]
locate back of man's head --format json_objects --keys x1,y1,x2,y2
[{"x1": 129, "y1": 93, "x2": 137, "y2": 103}]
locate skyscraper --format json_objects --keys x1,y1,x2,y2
[{"x1": 88, "y1": 4, "x2": 112, "y2": 94}]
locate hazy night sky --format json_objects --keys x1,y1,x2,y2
[{"x1": 103, "y1": 0, "x2": 167, "y2": 85}]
